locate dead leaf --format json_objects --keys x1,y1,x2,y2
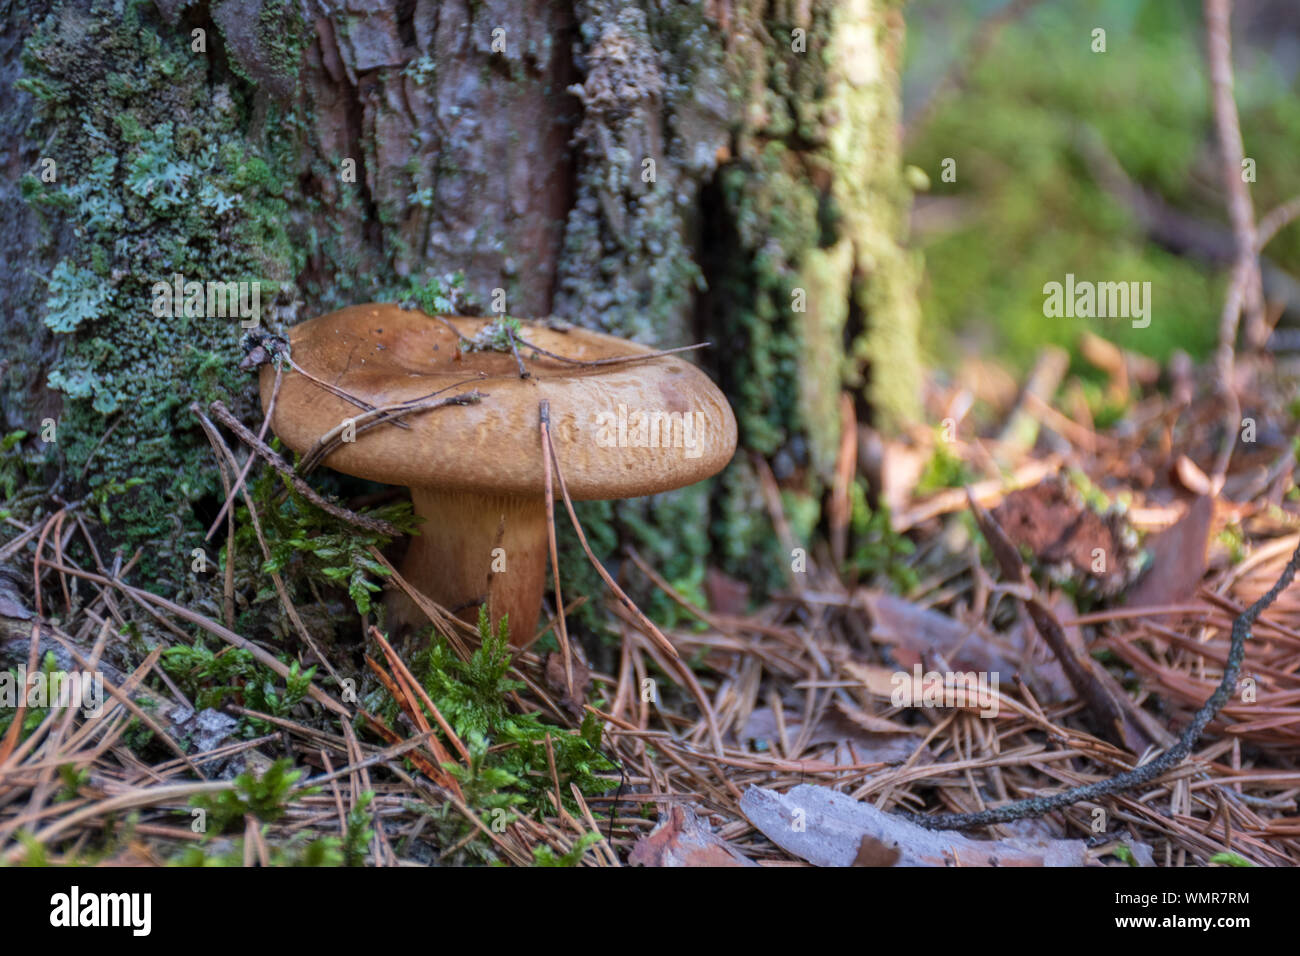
[
  {"x1": 854, "y1": 834, "x2": 902, "y2": 867},
  {"x1": 859, "y1": 590, "x2": 1020, "y2": 678},
  {"x1": 1125, "y1": 495, "x2": 1214, "y2": 609},
  {"x1": 742, "y1": 784, "x2": 1090, "y2": 867},
  {"x1": 629, "y1": 805, "x2": 755, "y2": 867},
  {"x1": 991, "y1": 477, "x2": 1136, "y2": 596}
]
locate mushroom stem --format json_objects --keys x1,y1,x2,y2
[{"x1": 391, "y1": 488, "x2": 549, "y2": 648}]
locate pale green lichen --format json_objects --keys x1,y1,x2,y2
[{"x1": 19, "y1": 0, "x2": 304, "y2": 585}]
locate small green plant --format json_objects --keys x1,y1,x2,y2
[
  {"x1": 1066, "y1": 468, "x2": 1119, "y2": 514},
  {"x1": 916, "y1": 436, "x2": 976, "y2": 496},
  {"x1": 404, "y1": 271, "x2": 472, "y2": 315},
  {"x1": 190, "y1": 758, "x2": 315, "y2": 835},
  {"x1": 845, "y1": 480, "x2": 918, "y2": 593},
  {"x1": 1111, "y1": 844, "x2": 1137, "y2": 866},
  {"x1": 56, "y1": 764, "x2": 91, "y2": 802},
  {"x1": 0, "y1": 430, "x2": 30, "y2": 501},
  {"x1": 232, "y1": 465, "x2": 417, "y2": 615},
  {"x1": 1208, "y1": 851, "x2": 1256, "y2": 867},
  {"x1": 90, "y1": 477, "x2": 147, "y2": 524},
  {"x1": 160, "y1": 643, "x2": 315, "y2": 735},
  {"x1": 173, "y1": 788, "x2": 371, "y2": 866},
  {"x1": 14, "y1": 833, "x2": 50, "y2": 866},
  {"x1": 342, "y1": 791, "x2": 376, "y2": 866},
  {"x1": 372, "y1": 609, "x2": 617, "y2": 833},
  {"x1": 1074, "y1": 380, "x2": 1130, "y2": 432},
  {"x1": 170, "y1": 830, "x2": 345, "y2": 867},
  {"x1": 1217, "y1": 522, "x2": 1247, "y2": 565},
  {"x1": 533, "y1": 831, "x2": 602, "y2": 867},
  {"x1": 0, "y1": 651, "x2": 59, "y2": 742}
]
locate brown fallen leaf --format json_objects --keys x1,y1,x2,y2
[
  {"x1": 861, "y1": 588, "x2": 1090, "y2": 707},
  {"x1": 629, "y1": 805, "x2": 756, "y2": 867},
  {"x1": 1124, "y1": 495, "x2": 1214, "y2": 609},
  {"x1": 991, "y1": 477, "x2": 1137, "y2": 596},
  {"x1": 859, "y1": 590, "x2": 1021, "y2": 679},
  {"x1": 854, "y1": 834, "x2": 902, "y2": 867}
]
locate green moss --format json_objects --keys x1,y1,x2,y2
[
  {"x1": 693, "y1": 0, "x2": 922, "y2": 589},
  {"x1": 212, "y1": 0, "x2": 309, "y2": 95},
  {"x1": 367, "y1": 610, "x2": 617, "y2": 845},
  {"x1": 255, "y1": 0, "x2": 308, "y2": 80}
]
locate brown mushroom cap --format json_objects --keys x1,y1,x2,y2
[{"x1": 259, "y1": 304, "x2": 738, "y2": 497}]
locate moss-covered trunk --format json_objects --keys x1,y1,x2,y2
[{"x1": 2, "y1": 0, "x2": 920, "y2": 600}]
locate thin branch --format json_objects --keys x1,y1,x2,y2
[
  {"x1": 1206, "y1": 0, "x2": 1265, "y2": 351},
  {"x1": 297, "y1": 388, "x2": 484, "y2": 476},
  {"x1": 193, "y1": 401, "x2": 404, "y2": 538},
  {"x1": 440, "y1": 314, "x2": 710, "y2": 369},
  {"x1": 539, "y1": 416, "x2": 679, "y2": 666},
  {"x1": 506, "y1": 326, "x2": 531, "y2": 379},
  {"x1": 206, "y1": 362, "x2": 282, "y2": 540},
  {"x1": 514, "y1": 338, "x2": 710, "y2": 368},
  {"x1": 282, "y1": 356, "x2": 413, "y2": 431},
  {"x1": 1256, "y1": 194, "x2": 1300, "y2": 251}
]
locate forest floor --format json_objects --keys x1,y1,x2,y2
[{"x1": 1, "y1": 338, "x2": 1298, "y2": 867}]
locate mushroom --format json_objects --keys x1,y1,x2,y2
[{"x1": 259, "y1": 304, "x2": 737, "y2": 647}]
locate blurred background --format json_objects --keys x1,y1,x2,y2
[{"x1": 904, "y1": 0, "x2": 1300, "y2": 372}]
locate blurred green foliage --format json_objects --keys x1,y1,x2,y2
[{"x1": 905, "y1": 0, "x2": 1300, "y2": 371}]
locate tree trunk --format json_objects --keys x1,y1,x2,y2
[{"x1": 2, "y1": 0, "x2": 920, "y2": 597}]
